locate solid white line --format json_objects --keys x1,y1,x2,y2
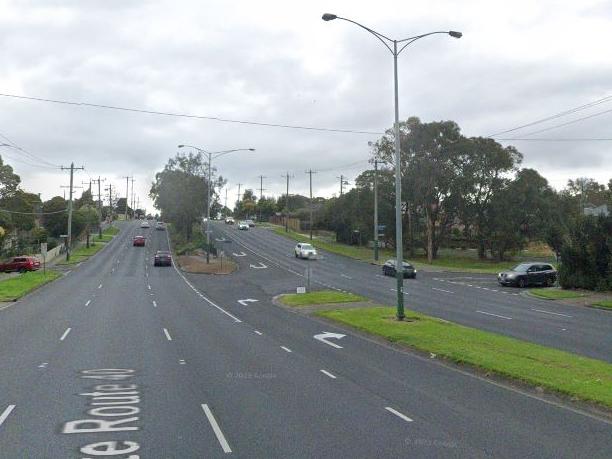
[
  {"x1": 532, "y1": 308, "x2": 572, "y2": 318},
  {"x1": 60, "y1": 327, "x2": 72, "y2": 341},
  {"x1": 98, "y1": 283, "x2": 102, "y2": 289},
  {"x1": 432, "y1": 287, "x2": 453, "y2": 294},
  {"x1": 254, "y1": 330, "x2": 263, "y2": 335},
  {"x1": 163, "y1": 328, "x2": 172, "y2": 341},
  {"x1": 281, "y1": 346, "x2": 292, "y2": 353},
  {"x1": 476, "y1": 310, "x2": 512, "y2": 320},
  {"x1": 85, "y1": 300, "x2": 91, "y2": 306},
  {"x1": 385, "y1": 406, "x2": 413, "y2": 423},
  {"x1": 0, "y1": 405, "x2": 16, "y2": 428},
  {"x1": 152, "y1": 300, "x2": 157, "y2": 308},
  {"x1": 201, "y1": 404, "x2": 232, "y2": 453},
  {"x1": 320, "y1": 369, "x2": 337, "y2": 379}
]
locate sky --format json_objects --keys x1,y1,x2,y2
[{"x1": 1, "y1": 0, "x2": 611, "y2": 212}]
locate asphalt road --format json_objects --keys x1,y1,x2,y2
[
  {"x1": 211, "y1": 223, "x2": 612, "y2": 362},
  {"x1": 0, "y1": 221, "x2": 610, "y2": 458}
]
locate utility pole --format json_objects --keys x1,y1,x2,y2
[
  {"x1": 337, "y1": 174, "x2": 349, "y2": 196},
  {"x1": 305, "y1": 169, "x2": 317, "y2": 240},
  {"x1": 281, "y1": 172, "x2": 293, "y2": 232},
  {"x1": 92, "y1": 177, "x2": 106, "y2": 238},
  {"x1": 257, "y1": 175, "x2": 266, "y2": 222},
  {"x1": 224, "y1": 188, "x2": 228, "y2": 212},
  {"x1": 130, "y1": 177, "x2": 135, "y2": 218},
  {"x1": 136, "y1": 197, "x2": 140, "y2": 217},
  {"x1": 373, "y1": 159, "x2": 379, "y2": 261},
  {"x1": 61, "y1": 163, "x2": 85, "y2": 261},
  {"x1": 236, "y1": 183, "x2": 242, "y2": 211},
  {"x1": 105, "y1": 184, "x2": 115, "y2": 223},
  {"x1": 122, "y1": 176, "x2": 132, "y2": 221},
  {"x1": 82, "y1": 180, "x2": 92, "y2": 193}
]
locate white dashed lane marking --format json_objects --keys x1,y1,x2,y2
[
  {"x1": 59, "y1": 328, "x2": 72, "y2": 341},
  {"x1": 163, "y1": 328, "x2": 173, "y2": 341},
  {"x1": 201, "y1": 404, "x2": 232, "y2": 453},
  {"x1": 320, "y1": 369, "x2": 337, "y2": 379},
  {"x1": 254, "y1": 330, "x2": 263, "y2": 335},
  {"x1": 385, "y1": 407, "x2": 414, "y2": 423},
  {"x1": 0, "y1": 405, "x2": 16, "y2": 428},
  {"x1": 281, "y1": 346, "x2": 292, "y2": 353},
  {"x1": 85, "y1": 300, "x2": 91, "y2": 306},
  {"x1": 476, "y1": 310, "x2": 512, "y2": 320}
]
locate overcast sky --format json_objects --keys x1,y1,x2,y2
[{"x1": 1, "y1": 0, "x2": 611, "y2": 212}]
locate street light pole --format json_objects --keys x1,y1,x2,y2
[
  {"x1": 374, "y1": 159, "x2": 379, "y2": 261},
  {"x1": 322, "y1": 13, "x2": 461, "y2": 320}
]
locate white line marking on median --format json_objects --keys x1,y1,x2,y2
[
  {"x1": 281, "y1": 346, "x2": 292, "y2": 353},
  {"x1": 476, "y1": 310, "x2": 512, "y2": 320},
  {"x1": 432, "y1": 287, "x2": 454, "y2": 294},
  {"x1": 320, "y1": 369, "x2": 337, "y2": 379},
  {"x1": 201, "y1": 404, "x2": 232, "y2": 453},
  {"x1": 385, "y1": 406, "x2": 414, "y2": 423},
  {"x1": 532, "y1": 308, "x2": 572, "y2": 318},
  {"x1": 254, "y1": 330, "x2": 263, "y2": 335},
  {"x1": 0, "y1": 405, "x2": 16, "y2": 428},
  {"x1": 85, "y1": 300, "x2": 91, "y2": 306},
  {"x1": 60, "y1": 327, "x2": 72, "y2": 341},
  {"x1": 163, "y1": 328, "x2": 172, "y2": 341},
  {"x1": 152, "y1": 300, "x2": 157, "y2": 308}
]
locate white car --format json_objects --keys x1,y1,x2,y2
[
  {"x1": 225, "y1": 217, "x2": 235, "y2": 225},
  {"x1": 238, "y1": 221, "x2": 249, "y2": 230},
  {"x1": 295, "y1": 243, "x2": 317, "y2": 259},
  {"x1": 140, "y1": 221, "x2": 150, "y2": 228}
]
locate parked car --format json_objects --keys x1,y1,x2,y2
[
  {"x1": 140, "y1": 221, "x2": 150, "y2": 229},
  {"x1": 245, "y1": 219, "x2": 255, "y2": 227},
  {"x1": 155, "y1": 221, "x2": 166, "y2": 231},
  {"x1": 133, "y1": 236, "x2": 146, "y2": 247},
  {"x1": 225, "y1": 217, "x2": 235, "y2": 224},
  {"x1": 238, "y1": 221, "x2": 249, "y2": 230},
  {"x1": 382, "y1": 259, "x2": 417, "y2": 279},
  {"x1": 154, "y1": 250, "x2": 172, "y2": 266},
  {"x1": 0, "y1": 256, "x2": 41, "y2": 273},
  {"x1": 294, "y1": 243, "x2": 317, "y2": 259},
  {"x1": 498, "y1": 262, "x2": 557, "y2": 287}
]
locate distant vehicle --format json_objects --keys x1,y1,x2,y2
[
  {"x1": 245, "y1": 219, "x2": 255, "y2": 227},
  {"x1": 498, "y1": 263, "x2": 557, "y2": 288},
  {"x1": 140, "y1": 221, "x2": 150, "y2": 228},
  {"x1": 294, "y1": 243, "x2": 317, "y2": 259},
  {"x1": 382, "y1": 259, "x2": 416, "y2": 279},
  {"x1": 238, "y1": 221, "x2": 249, "y2": 230},
  {"x1": 0, "y1": 256, "x2": 41, "y2": 273},
  {"x1": 154, "y1": 250, "x2": 172, "y2": 266},
  {"x1": 133, "y1": 236, "x2": 146, "y2": 247},
  {"x1": 155, "y1": 221, "x2": 165, "y2": 231},
  {"x1": 225, "y1": 217, "x2": 235, "y2": 224}
]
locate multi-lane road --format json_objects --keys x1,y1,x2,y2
[{"x1": 0, "y1": 221, "x2": 610, "y2": 458}]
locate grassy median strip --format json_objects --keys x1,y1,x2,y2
[
  {"x1": 317, "y1": 306, "x2": 612, "y2": 408},
  {"x1": 593, "y1": 300, "x2": 612, "y2": 310},
  {"x1": 57, "y1": 242, "x2": 107, "y2": 265},
  {"x1": 0, "y1": 271, "x2": 61, "y2": 302},
  {"x1": 530, "y1": 288, "x2": 587, "y2": 300},
  {"x1": 280, "y1": 290, "x2": 365, "y2": 306}
]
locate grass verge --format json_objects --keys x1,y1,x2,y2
[
  {"x1": 56, "y1": 242, "x2": 107, "y2": 265},
  {"x1": 280, "y1": 290, "x2": 365, "y2": 306},
  {"x1": 593, "y1": 300, "x2": 612, "y2": 310},
  {"x1": 317, "y1": 306, "x2": 612, "y2": 408},
  {"x1": 529, "y1": 288, "x2": 588, "y2": 300},
  {"x1": 0, "y1": 270, "x2": 62, "y2": 301}
]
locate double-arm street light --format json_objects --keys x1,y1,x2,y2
[
  {"x1": 178, "y1": 144, "x2": 255, "y2": 263},
  {"x1": 322, "y1": 13, "x2": 461, "y2": 320}
]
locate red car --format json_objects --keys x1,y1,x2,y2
[
  {"x1": 133, "y1": 236, "x2": 146, "y2": 247},
  {"x1": 0, "y1": 256, "x2": 41, "y2": 273}
]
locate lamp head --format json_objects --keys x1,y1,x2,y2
[
  {"x1": 449, "y1": 31, "x2": 462, "y2": 38},
  {"x1": 322, "y1": 13, "x2": 337, "y2": 21},
  {"x1": 248, "y1": 148, "x2": 255, "y2": 151},
  {"x1": 178, "y1": 144, "x2": 185, "y2": 148}
]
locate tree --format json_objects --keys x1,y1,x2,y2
[
  {"x1": 42, "y1": 196, "x2": 68, "y2": 238},
  {"x1": 0, "y1": 155, "x2": 20, "y2": 200}
]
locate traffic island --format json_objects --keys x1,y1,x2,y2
[
  {"x1": 176, "y1": 255, "x2": 237, "y2": 274},
  {"x1": 275, "y1": 290, "x2": 372, "y2": 314},
  {"x1": 527, "y1": 288, "x2": 612, "y2": 311}
]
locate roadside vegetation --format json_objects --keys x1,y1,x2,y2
[
  {"x1": 280, "y1": 290, "x2": 365, "y2": 306},
  {"x1": 56, "y1": 241, "x2": 107, "y2": 265},
  {"x1": 529, "y1": 288, "x2": 587, "y2": 300},
  {"x1": 93, "y1": 225, "x2": 119, "y2": 242},
  {"x1": 0, "y1": 270, "x2": 61, "y2": 302},
  {"x1": 317, "y1": 306, "x2": 612, "y2": 408},
  {"x1": 593, "y1": 300, "x2": 612, "y2": 310}
]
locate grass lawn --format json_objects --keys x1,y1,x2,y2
[
  {"x1": 0, "y1": 270, "x2": 61, "y2": 301},
  {"x1": 593, "y1": 300, "x2": 612, "y2": 310},
  {"x1": 530, "y1": 288, "x2": 588, "y2": 300},
  {"x1": 56, "y1": 242, "x2": 107, "y2": 265},
  {"x1": 103, "y1": 225, "x2": 120, "y2": 235},
  {"x1": 280, "y1": 290, "x2": 365, "y2": 306},
  {"x1": 317, "y1": 306, "x2": 612, "y2": 408}
]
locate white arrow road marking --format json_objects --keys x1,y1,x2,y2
[
  {"x1": 85, "y1": 300, "x2": 91, "y2": 306},
  {"x1": 476, "y1": 310, "x2": 512, "y2": 320},
  {"x1": 0, "y1": 405, "x2": 16, "y2": 428},
  {"x1": 163, "y1": 328, "x2": 172, "y2": 341},
  {"x1": 314, "y1": 331, "x2": 346, "y2": 349},
  {"x1": 152, "y1": 300, "x2": 157, "y2": 308},
  {"x1": 385, "y1": 407, "x2": 414, "y2": 423},
  {"x1": 320, "y1": 369, "x2": 337, "y2": 379},
  {"x1": 148, "y1": 284, "x2": 152, "y2": 290},
  {"x1": 237, "y1": 299, "x2": 258, "y2": 306},
  {"x1": 97, "y1": 283, "x2": 103, "y2": 289},
  {"x1": 60, "y1": 328, "x2": 72, "y2": 341},
  {"x1": 249, "y1": 262, "x2": 268, "y2": 269},
  {"x1": 201, "y1": 404, "x2": 232, "y2": 453},
  {"x1": 254, "y1": 330, "x2": 263, "y2": 335},
  {"x1": 233, "y1": 251, "x2": 247, "y2": 257}
]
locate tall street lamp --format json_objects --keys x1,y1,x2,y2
[
  {"x1": 323, "y1": 13, "x2": 461, "y2": 320},
  {"x1": 178, "y1": 144, "x2": 255, "y2": 263}
]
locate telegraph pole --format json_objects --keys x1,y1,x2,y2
[
  {"x1": 258, "y1": 175, "x2": 266, "y2": 222},
  {"x1": 130, "y1": 177, "x2": 135, "y2": 218},
  {"x1": 373, "y1": 159, "x2": 379, "y2": 261},
  {"x1": 92, "y1": 177, "x2": 106, "y2": 238},
  {"x1": 61, "y1": 163, "x2": 85, "y2": 261},
  {"x1": 105, "y1": 184, "x2": 115, "y2": 223},
  {"x1": 122, "y1": 176, "x2": 132, "y2": 221},
  {"x1": 224, "y1": 188, "x2": 228, "y2": 212},
  {"x1": 236, "y1": 183, "x2": 242, "y2": 212},
  {"x1": 281, "y1": 172, "x2": 293, "y2": 232},
  {"x1": 305, "y1": 169, "x2": 317, "y2": 240},
  {"x1": 337, "y1": 175, "x2": 349, "y2": 196}
]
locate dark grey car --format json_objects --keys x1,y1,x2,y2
[
  {"x1": 498, "y1": 262, "x2": 557, "y2": 287},
  {"x1": 382, "y1": 259, "x2": 417, "y2": 279}
]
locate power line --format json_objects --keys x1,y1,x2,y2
[
  {"x1": 0, "y1": 208, "x2": 67, "y2": 215},
  {"x1": 0, "y1": 131, "x2": 61, "y2": 168},
  {"x1": 497, "y1": 137, "x2": 612, "y2": 141},
  {"x1": 0, "y1": 92, "x2": 383, "y2": 136}
]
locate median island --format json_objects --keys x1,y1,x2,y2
[{"x1": 278, "y1": 290, "x2": 612, "y2": 410}]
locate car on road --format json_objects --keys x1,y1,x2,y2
[
  {"x1": 154, "y1": 250, "x2": 172, "y2": 266},
  {"x1": 238, "y1": 221, "x2": 249, "y2": 230},
  {"x1": 225, "y1": 217, "x2": 235, "y2": 224},
  {"x1": 246, "y1": 219, "x2": 255, "y2": 227},
  {"x1": 155, "y1": 221, "x2": 166, "y2": 231},
  {"x1": 140, "y1": 220, "x2": 150, "y2": 228},
  {"x1": 294, "y1": 243, "x2": 317, "y2": 259},
  {"x1": 498, "y1": 262, "x2": 557, "y2": 287},
  {"x1": 382, "y1": 259, "x2": 417, "y2": 279},
  {"x1": 133, "y1": 235, "x2": 146, "y2": 247},
  {"x1": 0, "y1": 256, "x2": 41, "y2": 273}
]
